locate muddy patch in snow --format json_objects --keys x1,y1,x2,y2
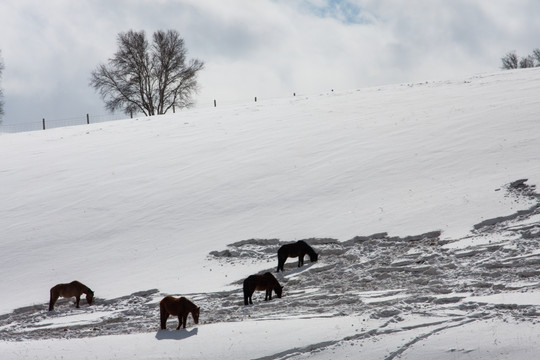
[{"x1": 2, "y1": 180, "x2": 540, "y2": 348}]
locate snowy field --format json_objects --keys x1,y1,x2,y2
[{"x1": 1, "y1": 68, "x2": 540, "y2": 359}]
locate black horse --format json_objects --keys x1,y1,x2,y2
[
  {"x1": 277, "y1": 240, "x2": 318, "y2": 272},
  {"x1": 243, "y1": 272, "x2": 283, "y2": 305}
]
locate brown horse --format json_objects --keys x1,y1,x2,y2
[
  {"x1": 277, "y1": 240, "x2": 318, "y2": 272},
  {"x1": 160, "y1": 296, "x2": 200, "y2": 330},
  {"x1": 243, "y1": 272, "x2": 283, "y2": 305},
  {"x1": 49, "y1": 280, "x2": 94, "y2": 311}
]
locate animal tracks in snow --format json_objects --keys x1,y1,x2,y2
[
  {"x1": 0, "y1": 289, "x2": 160, "y2": 341},
  {"x1": 2, "y1": 180, "x2": 540, "y2": 357}
]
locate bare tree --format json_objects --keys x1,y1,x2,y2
[
  {"x1": 501, "y1": 51, "x2": 519, "y2": 69},
  {"x1": 519, "y1": 55, "x2": 535, "y2": 68},
  {"x1": 533, "y1": 48, "x2": 540, "y2": 67},
  {"x1": 90, "y1": 30, "x2": 204, "y2": 116}
]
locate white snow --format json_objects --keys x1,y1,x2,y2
[{"x1": 1, "y1": 68, "x2": 540, "y2": 359}]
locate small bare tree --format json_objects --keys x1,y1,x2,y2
[
  {"x1": 519, "y1": 55, "x2": 535, "y2": 68},
  {"x1": 90, "y1": 30, "x2": 204, "y2": 116},
  {"x1": 501, "y1": 51, "x2": 519, "y2": 69},
  {"x1": 533, "y1": 48, "x2": 540, "y2": 67}
]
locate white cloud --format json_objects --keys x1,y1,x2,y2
[{"x1": 0, "y1": 0, "x2": 538, "y2": 124}]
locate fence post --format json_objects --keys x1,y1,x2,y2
[
  {"x1": 86, "y1": 113, "x2": 90, "y2": 125},
  {"x1": 130, "y1": 111, "x2": 133, "y2": 119},
  {"x1": 254, "y1": 96, "x2": 257, "y2": 102},
  {"x1": 214, "y1": 99, "x2": 217, "y2": 107},
  {"x1": 42, "y1": 118, "x2": 46, "y2": 130},
  {"x1": 173, "y1": 105, "x2": 176, "y2": 113}
]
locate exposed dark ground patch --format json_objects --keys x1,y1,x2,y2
[{"x1": 2, "y1": 180, "x2": 540, "y2": 345}]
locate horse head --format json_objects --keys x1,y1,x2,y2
[
  {"x1": 275, "y1": 285, "x2": 284, "y2": 298},
  {"x1": 192, "y1": 307, "x2": 200, "y2": 324},
  {"x1": 86, "y1": 289, "x2": 94, "y2": 305}
]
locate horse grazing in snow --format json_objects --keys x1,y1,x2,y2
[
  {"x1": 243, "y1": 272, "x2": 283, "y2": 305},
  {"x1": 160, "y1": 296, "x2": 200, "y2": 330},
  {"x1": 49, "y1": 280, "x2": 94, "y2": 311},
  {"x1": 277, "y1": 240, "x2": 318, "y2": 272}
]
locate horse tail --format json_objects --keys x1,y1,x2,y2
[
  {"x1": 277, "y1": 246, "x2": 286, "y2": 272},
  {"x1": 243, "y1": 279, "x2": 249, "y2": 305},
  {"x1": 48, "y1": 287, "x2": 57, "y2": 311},
  {"x1": 159, "y1": 300, "x2": 168, "y2": 329},
  {"x1": 243, "y1": 278, "x2": 255, "y2": 305},
  {"x1": 277, "y1": 258, "x2": 283, "y2": 272},
  {"x1": 159, "y1": 300, "x2": 164, "y2": 314}
]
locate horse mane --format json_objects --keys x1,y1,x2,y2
[
  {"x1": 71, "y1": 281, "x2": 92, "y2": 293},
  {"x1": 184, "y1": 297, "x2": 197, "y2": 308}
]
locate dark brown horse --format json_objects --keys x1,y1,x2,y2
[
  {"x1": 160, "y1": 296, "x2": 200, "y2": 330},
  {"x1": 277, "y1": 240, "x2": 318, "y2": 272},
  {"x1": 243, "y1": 272, "x2": 283, "y2": 305},
  {"x1": 49, "y1": 280, "x2": 94, "y2": 311}
]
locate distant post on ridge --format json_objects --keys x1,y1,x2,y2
[
  {"x1": 86, "y1": 113, "x2": 90, "y2": 125},
  {"x1": 42, "y1": 118, "x2": 46, "y2": 130}
]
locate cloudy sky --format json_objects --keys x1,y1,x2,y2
[{"x1": 0, "y1": 0, "x2": 539, "y2": 125}]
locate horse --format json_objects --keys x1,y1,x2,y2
[
  {"x1": 49, "y1": 280, "x2": 94, "y2": 311},
  {"x1": 160, "y1": 296, "x2": 200, "y2": 330},
  {"x1": 277, "y1": 240, "x2": 318, "y2": 272},
  {"x1": 243, "y1": 272, "x2": 283, "y2": 305}
]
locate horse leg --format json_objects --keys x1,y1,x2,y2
[
  {"x1": 298, "y1": 252, "x2": 305, "y2": 267},
  {"x1": 266, "y1": 289, "x2": 272, "y2": 301},
  {"x1": 182, "y1": 314, "x2": 188, "y2": 329},
  {"x1": 176, "y1": 315, "x2": 183, "y2": 330},
  {"x1": 244, "y1": 289, "x2": 254, "y2": 305},
  {"x1": 244, "y1": 288, "x2": 249, "y2": 305},
  {"x1": 277, "y1": 256, "x2": 286, "y2": 272},
  {"x1": 75, "y1": 295, "x2": 81, "y2": 308},
  {"x1": 49, "y1": 291, "x2": 59, "y2": 311}
]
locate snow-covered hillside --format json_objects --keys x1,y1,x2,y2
[{"x1": 1, "y1": 68, "x2": 540, "y2": 359}]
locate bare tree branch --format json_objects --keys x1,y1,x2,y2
[
  {"x1": 501, "y1": 51, "x2": 519, "y2": 70},
  {"x1": 533, "y1": 48, "x2": 540, "y2": 67},
  {"x1": 519, "y1": 55, "x2": 535, "y2": 69}
]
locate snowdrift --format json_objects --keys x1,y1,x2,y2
[{"x1": 1, "y1": 68, "x2": 540, "y2": 359}]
